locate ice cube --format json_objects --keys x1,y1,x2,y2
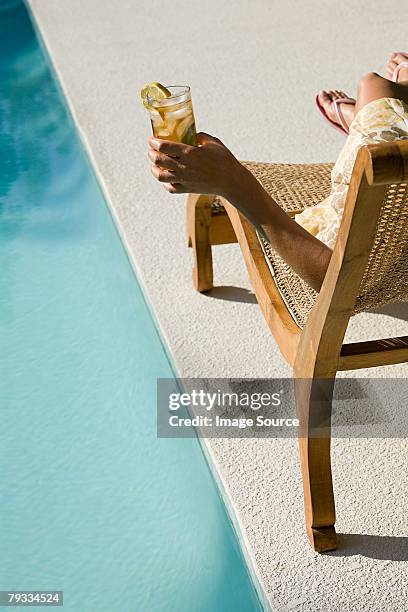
[
  {"x1": 150, "y1": 110, "x2": 164, "y2": 128},
  {"x1": 165, "y1": 105, "x2": 190, "y2": 122},
  {"x1": 163, "y1": 118, "x2": 177, "y2": 136},
  {"x1": 157, "y1": 128, "x2": 172, "y2": 137},
  {"x1": 176, "y1": 115, "x2": 194, "y2": 141}
]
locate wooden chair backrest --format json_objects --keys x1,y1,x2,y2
[{"x1": 295, "y1": 140, "x2": 408, "y2": 378}]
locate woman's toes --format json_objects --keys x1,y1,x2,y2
[
  {"x1": 317, "y1": 90, "x2": 338, "y2": 123},
  {"x1": 389, "y1": 52, "x2": 407, "y2": 64},
  {"x1": 387, "y1": 52, "x2": 408, "y2": 81},
  {"x1": 317, "y1": 87, "x2": 355, "y2": 130},
  {"x1": 394, "y1": 52, "x2": 408, "y2": 63},
  {"x1": 319, "y1": 90, "x2": 331, "y2": 104}
]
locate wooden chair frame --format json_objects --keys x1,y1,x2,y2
[{"x1": 186, "y1": 141, "x2": 408, "y2": 552}]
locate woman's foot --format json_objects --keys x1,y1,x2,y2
[
  {"x1": 317, "y1": 90, "x2": 356, "y2": 130},
  {"x1": 386, "y1": 52, "x2": 408, "y2": 83}
]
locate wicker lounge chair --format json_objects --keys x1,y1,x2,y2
[{"x1": 186, "y1": 141, "x2": 408, "y2": 552}]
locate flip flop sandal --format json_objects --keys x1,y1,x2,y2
[
  {"x1": 315, "y1": 93, "x2": 356, "y2": 135},
  {"x1": 392, "y1": 60, "x2": 408, "y2": 82}
]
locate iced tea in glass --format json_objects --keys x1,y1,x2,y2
[{"x1": 146, "y1": 85, "x2": 197, "y2": 146}]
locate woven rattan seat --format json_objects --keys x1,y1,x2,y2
[
  {"x1": 212, "y1": 161, "x2": 334, "y2": 327},
  {"x1": 211, "y1": 161, "x2": 333, "y2": 215},
  {"x1": 211, "y1": 161, "x2": 408, "y2": 328},
  {"x1": 244, "y1": 161, "x2": 333, "y2": 327}
]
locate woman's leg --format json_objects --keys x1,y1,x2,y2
[
  {"x1": 252, "y1": 62, "x2": 408, "y2": 291},
  {"x1": 355, "y1": 67, "x2": 408, "y2": 113},
  {"x1": 317, "y1": 54, "x2": 408, "y2": 131}
]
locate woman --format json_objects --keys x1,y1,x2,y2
[{"x1": 147, "y1": 53, "x2": 408, "y2": 292}]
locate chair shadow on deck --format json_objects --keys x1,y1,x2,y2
[
  {"x1": 329, "y1": 533, "x2": 408, "y2": 560},
  {"x1": 205, "y1": 285, "x2": 258, "y2": 304}
]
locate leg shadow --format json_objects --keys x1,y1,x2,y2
[
  {"x1": 206, "y1": 285, "x2": 257, "y2": 304},
  {"x1": 328, "y1": 533, "x2": 408, "y2": 560}
]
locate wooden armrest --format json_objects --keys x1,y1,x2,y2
[{"x1": 363, "y1": 140, "x2": 408, "y2": 186}]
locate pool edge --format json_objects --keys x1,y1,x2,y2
[{"x1": 24, "y1": 2, "x2": 272, "y2": 609}]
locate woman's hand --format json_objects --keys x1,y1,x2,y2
[{"x1": 147, "y1": 132, "x2": 245, "y2": 199}]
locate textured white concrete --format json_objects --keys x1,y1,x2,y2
[{"x1": 27, "y1": 1, "x2": 408, "y2": 610}]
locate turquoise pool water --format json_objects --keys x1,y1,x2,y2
[{"x1": 0, "y1": 1, "x2": 262, "y2": 610}]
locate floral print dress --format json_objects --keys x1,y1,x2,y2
[{"x1": 295, "y1": 97, "x2": 408, "y2": 248}]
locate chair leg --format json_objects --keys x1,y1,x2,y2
[
  {"x1": 294, "y1": 377, "x2": 337, "y2": 552},
  {"x1": 186, "y1": 193, "x2": 215, "y2": 292}
]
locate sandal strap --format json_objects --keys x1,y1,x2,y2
[{"x1": 332, "y1": 98, "x2": 355, "y2": 134}]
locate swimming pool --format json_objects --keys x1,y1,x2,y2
[{"x1": 0, "y1": 1, "x2": 262, "y2": 610}]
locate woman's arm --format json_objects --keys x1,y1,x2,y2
[
  {"x1": 227, "y1": 167, "x2": 332, "y2": 291},
  {"x1": 148, "y1": 132, "x2": 332, "y2": 292}
]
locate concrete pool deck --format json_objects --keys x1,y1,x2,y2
[{"x1": 27, "y1": 1, "x2": 408, "y2": 609}]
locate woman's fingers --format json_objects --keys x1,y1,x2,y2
[
  {"x1": 151, "y1": 165, "x2": 180, "y2": 183},
  {"x1": 149, "y1": 148, "x2": 189, "y2": 184},
  {"x1": 147, "y1": 133, "x2": 229, "y2": 195},
  {"x1": 148, "y1": 137, "x2": 193, "y2": 157},
  {"x1": 163, "y1": 182, "x2": 187, "y2": 194},
  {"x1": 148, "y1": 148, "x2": 183, "y2": 171},
  {"x1": 148, "y1": 137, "x2": 201, "y2": 187}
]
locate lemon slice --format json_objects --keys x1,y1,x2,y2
[{"x1": 140, "y1": 82, "x2": 171, "y2": 109}]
